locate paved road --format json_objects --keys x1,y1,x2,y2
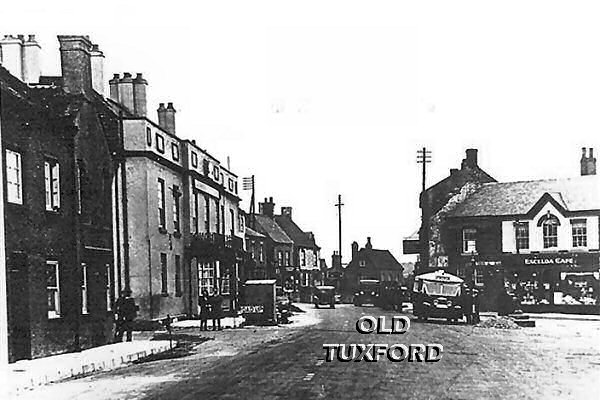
[{"x1": 14, "y1": 305, "x2": 600, "y2": 400}]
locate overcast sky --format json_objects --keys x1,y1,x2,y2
[{"x1": 2, "y1": 1, "x2": 600, "y2": 263}]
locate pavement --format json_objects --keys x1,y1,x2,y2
[{"x1": 9, "y1": 304, "x2": 600, "y2": 399}]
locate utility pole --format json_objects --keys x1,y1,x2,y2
[
  {"x1": 242, "y1": 175, "x2": 255, "y2": 229},
  {"x1": 0, "y1": 79, "x2": 9, "y2": 394},
  {"x1": 416, "y1": 147, "x2": 432, "y2": 193},
  {"x1": 335, "y1": 195, "x2": 344, "y2": 262}
]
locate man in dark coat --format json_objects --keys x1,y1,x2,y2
[
  {"x1": 209, "y1": 289, "x2": 224, "y2": 331},
  {"x1": 114, "y1": 289, "x2": 138, "y2": 342},
  {"x1": 199, "y1": 290, "x2": 210, "y2": 331},
  {"x1": 462, "y1": 285, "x2": 473, "y2": 324}
]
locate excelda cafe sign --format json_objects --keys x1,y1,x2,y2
[{"x1": 524, "y1": 257, "x2": 574, "y2": 266}]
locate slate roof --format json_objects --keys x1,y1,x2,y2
[
  {"x1": 253, "y1": 214, "x2": 293, "y2": 244},
  {"x1": 449, "y1": 175, "x2": 600, "y2": 217},
  {"x1": 274, "y1": 215, "x2": 319, "y2": 248},
  {"x1": 348, "y1": 248, "x2": 404, "y2": 272}
]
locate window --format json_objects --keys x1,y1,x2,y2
[
  {"x1": 47, "y1": 261, "x2": 60, "y2": 318},
  {"x1": 6, "y1": 149, "x2": 22, "y2": 204},
  {"x1": 277, "y1": 251, "x2": 283, "y2": 266},
  {"x1": 156, "y1": 133, "x2": 165, "y2": 153},
  {"x1": 259, "y1": 243, "x2": 264, "y2": 262},
  {"x1": 44, "y1": 160, "x2": 60, "y2": 211},
  {"x1": 203, "y1": 159, "x2": 210, "y2": 176},
  {"x1": 474, "y1": 268, "x2": 484, "y2": 286},
  {"x1": 359, "y1": 260, "x2": 366, "y2": 267},
  {"x1": 204, "y1": 194, "x2": 210, "y2": 232},
  {"x1": 250, "y1": 241, "x2": 256, "y2": 259},
  {"x1": 106, "y1": 263, "x2": 112, "y2": 311},
  {"x1": 221, "y1": 272, "x2": 231, "y2": 295},
  {"x1": 542, "y1": 217, "x2": 559, "y2": 248},
  {"x1": 300, "y1": 249, "x2": 306, "y2": 266},
  {"x1": 213, "y1": 165, "x2": 220, "y2": 181},
  {"x1": 234, "y1": 181, "x2": 238, "y2": 194},
  {"x1": 221, "y1": 205, "x2": 225, "y2": 234},
  {"x1": 191, "y1": 152, "x2": 198, "y2": 168},
  {"x1": 515, "y1": 222, "x2": 529, "y2": 251},
  {"x1": 228, "y1": 178, "x2": 234, "y2": 191},
  {"x1": 192, "y1": 191, "x2": 199, "y2": 234},
  {"x1": 285, "y1": 251, "x2": 290, "y2": 267},
  {"x1": 301, "y1": 272, "x2": 310, "y2": 287},
  {"x1": 215, "y1": 199, "x2": 220, "y2": 233},
  {"x1": 172, "y1": 185, "x2": 181, "y2": 233},
  {"x1": 81, "y1": 263, "x2": 88, "y2": 314},
  {"x1": 160, "y1": 253, "x2": 168, "y2": 295},
  {"x1": 171, "y1": 143, "x2": 179, "y2": 161},
  {"x1": 462, "y1": 228, "x2": 477, "y2": 254},
  {"x1": 175, "y1": 255, "x2": 182, "y2": 297},
  {"x1": 199, "y1": 262, "x2": 215, "y2": 295},
  {"x1": 146, "y1": 127, "x2": 152, "y2": 146},
  {"x1": 158, "y1": 178, "x2": 166, "y2": 229},
  {"x1": 571, "y1": 219, "x2": 587, "y2": 248},
  {"x1": 230, "y1": 209, "x2": 235, "y2": 236}
]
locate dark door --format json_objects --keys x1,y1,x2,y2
[{"x1": 7, "y1": 252, "x2": 31, "y2": 362}]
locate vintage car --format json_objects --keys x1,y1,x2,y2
[
  {"x1": 313, "y1": 285, "x2": 336, "y2": 308},
  {"x1": 412, "y1": 270, "x2": 464, "y2": 321},
  {"x1": 353, "y1": 279, "x2": 380, "y2": 306}
]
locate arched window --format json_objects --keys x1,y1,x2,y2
[{"x1": 539, "y1": 213, "x2": 560, "y2": 248}]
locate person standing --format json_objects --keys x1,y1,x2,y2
[
  {"x1": 114, "y1": 289, "x2": 138, "y2": 342},
  {"x1": 209, "y1": 288, "x2": 224, "y2": 331},
  {"x1": 462, "y1": 285, "x2": 473, "y2": 325},
  {"x1": 472, "y1": 287, "x2": 481, "y2": 324},
  {"x1": 199, "y1": 290, "x2": 210, "y2": 331}
]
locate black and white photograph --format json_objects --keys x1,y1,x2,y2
[{"x1": 1, "y1": 1, "x2": 599, "y2": 399}]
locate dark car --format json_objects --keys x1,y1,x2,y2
[
  {"x1": 353, "y1": 279, "x2": 380, "y2": 306},
  {"x1": 313, "y1": 286, "x2": 336, "y2": 309}
]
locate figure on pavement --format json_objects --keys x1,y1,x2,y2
[
  {"x1": 209, "y1": 288, "x2": 224, "y2": 331},
  {"x1": 199, "y1": 289, "x2": 210, "y2": 331},
  {"x1": 114, "y1": 289, "x2": 138, "y2": 342}
]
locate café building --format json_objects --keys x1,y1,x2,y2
[{"x1": 445, "y1": 169, "x2": 600, "y2": 314}]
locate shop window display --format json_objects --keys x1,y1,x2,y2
[
  {"x1": 554, "y1": 272, "x2": 599, "y2": 305},
  {"x1": 505, "y1": 270, "x2": 553, "y2": 305}
]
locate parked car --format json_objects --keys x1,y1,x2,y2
[
  {"x1": 313, "y1": 286, "x2": 336, "y2": 309},
  {"x1": 353, "y1": 279, "x2": 380, "y2": 306}
]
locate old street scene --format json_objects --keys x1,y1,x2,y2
[{"x1": 1, "y1": 2, "x2": 600, "y2": 400}]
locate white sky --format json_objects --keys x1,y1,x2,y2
[{"x1": 2, "y1": 0, "x2": 600, "y2": 263}]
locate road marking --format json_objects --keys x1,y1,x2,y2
[{"x1": 303, "y1": 373, "x2": 315, "y2": 381}]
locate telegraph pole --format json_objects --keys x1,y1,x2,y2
[
  {"x1": 416, "y1": 147, "x2": 432, "y2": 193},
  {"x1": 335, "y1": 195, "x2": 344, "y2": 262},
  {"x1": 242, "y1": 175, "x2": 255, "y2": 229}
]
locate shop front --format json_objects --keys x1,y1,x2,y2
[{"x1": 501, "y1": 253, "x2": 600, "y2": 314}]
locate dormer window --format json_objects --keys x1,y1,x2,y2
[
  {"x1": 213, "y1": 165, "x2": 220, "y2": 181},
  {"x1": 171, "y1": 143, "x2": 179, "y2": 161},
  {"x1": 156, "y1": 134, "x2": 165, "y2": 153},
  {"x1": 146, "y1": 127, "x2": 152, "y2": 146},
  {"x1": 539, "y1": 213, "x2": 560, "y2": 248},
  {"x1": 191, "y1": 152, "x2": 198, "y2": 168}
]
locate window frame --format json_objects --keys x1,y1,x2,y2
[
  {"x1": 171, "y1": 143, "x2": 180, "y2": 161},
  {"x1": 146, "y1": 127, "x2": 152, "y2": 146},
  {"x1": 571, "y1": 219, "x2": 587, "y2": 248},
  {"x1": 198, "y1": 262, "x2": 215, "y2": 295},
  {"x1": 172, "y1": 185, "x2": 181, "y2": 233},
  {"x1": 160, "y1": 252, "x2": 168, "y2": 296},
  {"x1": 6, "y1": 149, "x2": 23, "y2": 205},
  {"x1": 156, "y1": 133, "x2": 165, "y2": 153},
  {"x1": 44, "y1": 158, "x2": 61, "y2": 211},
  {"x1": 191, "y1": 152, "x2": 198, "y2": 168},
  {"x1": 515, "y1": 222, "x2": 529, "y2": 251},
  {"x1": 542, "y1": 218, "x2": 559, "y2": 249},
  {"x1": 462, "y1": 228, "x2": 477, "y2": 254},
  {"x1": 204, "y1": 194, "x2": 210, "y2": 233},
  {"x1": 158, "y1": 178, "x2": 166, "y2": 230},
  {"x1": 81, "y1": 263, "x2": 89, "y2": 315},
  {"x1": 47, "y1": 260, "x2": 61, "y2": 319}
]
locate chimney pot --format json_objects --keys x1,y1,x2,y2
[
  {"x1": 0, "y1": 34, "x2": 24, "y2": 80},
  {"x1": 132, "y1": 72, "x2": 148, "y2": 117},
  {"x1": 117, "y1": 72, "x2": 135, "y2": 112},
  {"x1": 21, "y1": 34, "x2": 41, "y2": 84},
  {"x1": 90, "y1": 43, "x2": 105, "y2": 95},
  {"x1": 27, "y1": 34, "x2": 36, "y2": 42},
  {"x1": 464, "y1": 148, "x2": 478, "y2": 168},
  {"x1": 157, "y1": 102, "x2": 176, "y2": 134}
]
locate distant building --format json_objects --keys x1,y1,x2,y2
[
  {"x1": 1, "y1": 35, "x2": 118, "y2": 361},
  {"x1": 274, "y1": 206, "x2": 321, "y2": 302},
  {"x1": 342, "y1": 238, "x2": 404, "y2": 296},
  {"x1": 444, "y1": 150, "x2": 599, "y2": 313},
  {"x1": 403, "y1": 149, "x2": 496, "y2": 272},
  {"x1": 244, "y1": 226, "x2": 268, "y2": 280}
]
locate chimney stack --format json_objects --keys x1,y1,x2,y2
[
  {"x1": 461, "y1": 148, "x2": 478, "y2": 169},
  {"x1": 109, "y1": 73, "x2": 120, "y2": 102},
  {"x1": 258, "y1": 197, "x2": 275, "y2": 217},
  {"x1": 157, "y1": 102, "x2": 176, "y2": 134},
  {"x1": 281, "y1": 207, "x2": 292, "y2": 218},
  {"x1": 117, "y1": 72, "x2": 135, "y2": 112},
  {"x1": 0, "y1": 35, "x2": 23, "y2": 81},
  {"x1": 21, "y1": 35, "x2": 41, "y2": 84},
  {"x1": 351, "y1": 241, "x2": 359, "y2": 260},
  {"x1": 90, "y1": 44, "x2": 105, "y2": 95},
  {"x1": 57, "y1": 35, "x2": 93, "y2": 95},
  {"x1": 133, "y1": 73, "x2": 147, "y2": 117},
  {"x1": 365, "y1": 237, "x2": 373, "y2": 250},
  {"x1": 581, "y1": 147, "x2": 597, "y2": 176}
]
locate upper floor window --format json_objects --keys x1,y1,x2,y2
[
  {"x1": 571, "y1": 219, "x2": 587, "y2": 248},
  {"x1": 44, "y1": 159, "x2": 60, "y2": 211},
  {"x1": 277, "y1": 251, "x2": 283, "y2": 266},
  {"x1": 359, "y1": 260, "x2": 366, "y2": 267},
  {"x1": 156, "y1": 133, "x2": 165, "y2": 153},
  {"x1": 213, "y1": 165, "x2": 220, "y2": 181},
  {"x1": 6, "y1": 149, "x2": 22, "y2": 204},
  {"x1": 191, "y1": 152, "x2": 198, "y2": 168},
  {"x1": 515, "y1": 222, "x2": 529, "y2": 251},
  {"x1": 157, "y1": 178, "x2": 166, "y2": 229},
  {"x1": 204, "y1": 194, "x2": 210, "y2": 232},
  {"x1": 160, "y1": 253, "x2": 168, "y2": 295},
  {"x1": 234, "y1": 181, "x2": 238, "y2": 194},
  {"x1": 146, "y1": 127, "x2": 152, "y2": 146},
  {"x1": 214, "y1": 199, "x2": 220, "y2": 233},
  {"x1": 300, "y1": 249, "x2": 306, "y2": 266},
  {"x1": 192, "y1": 191, "x2": 199, "y2": 234},
  {"x1": 228, "y1": 178, "x2": 234, "y2": 191},
  {"x1": 462, "y1": 228, "x2": 477, "y2": 254},
  {"x1": 172, "y1": 185, "x2": 181, "y2": 233},
  {"x1": 203, "y1": 159, "x2": 210, "y2": 176},
  {"x1": 171, "y1": 143, "x2": 180, "y2": 161},
  {"x1": 259, "y1": 243, "x2": 264, "y2": 262},
  {"x1": 285, "y1": 251, "x2": 290, "y2": 266},
  {"x1": 541, "y1": 214, "x2": 559, "y2": 248}
]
